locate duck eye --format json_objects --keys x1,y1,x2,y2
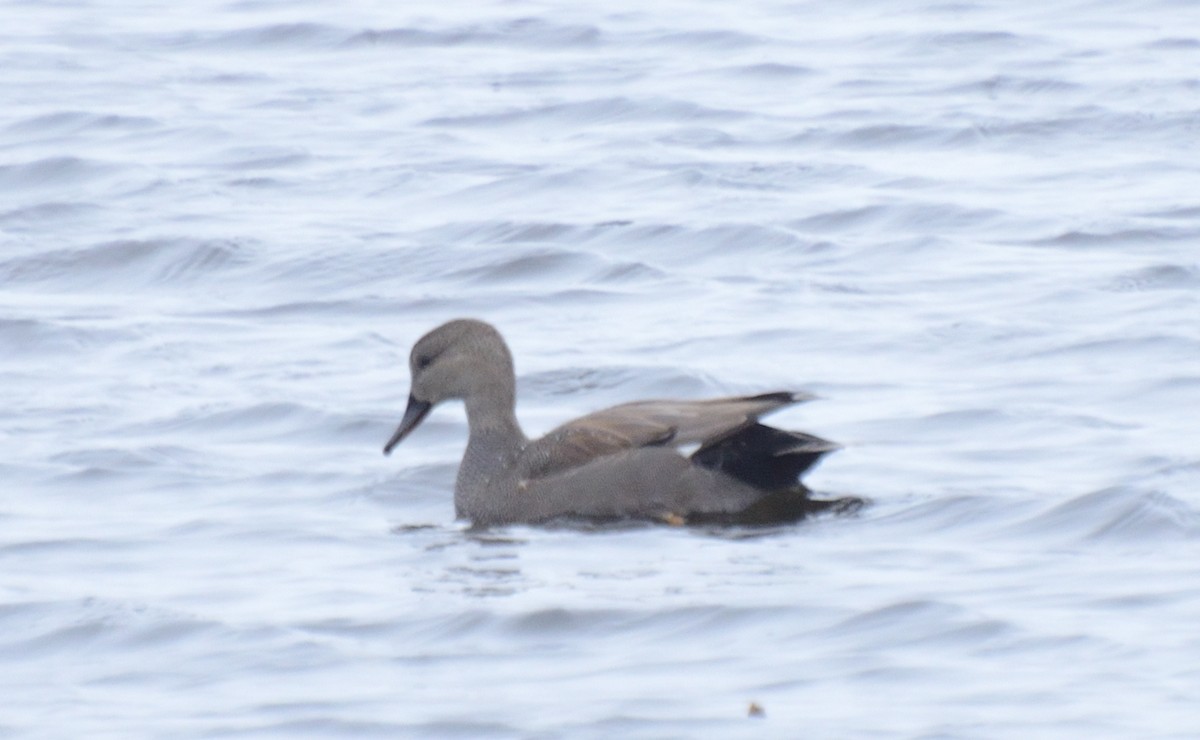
[{"x1": 415, "y1": 354, "x2": 433, "y2": 370}]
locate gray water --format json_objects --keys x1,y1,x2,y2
[{"x1": 3, "y1": 0, "x2": 1200, "y2": 737}]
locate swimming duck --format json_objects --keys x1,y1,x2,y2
[{"x1": 384, "y1": 319, "x2": 858, "y2": 526}]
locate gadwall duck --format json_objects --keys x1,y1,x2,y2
[{"x1": 383, "y1": 319, "x2": 859, "y2": 526}]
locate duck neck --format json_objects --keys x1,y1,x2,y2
[
  {"x1": 463, "y1": 383, "x2": 524, "y2": 444},
  {"x1": 456, "y1": 387, "x2": 526, "y2": 515}
]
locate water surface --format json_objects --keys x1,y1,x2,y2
[{"x1": 2, "y1": 0, "x2": 1199, "y2": 737}]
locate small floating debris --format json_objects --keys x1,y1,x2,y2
[{"x1": 748, "y1": 701, "x2": 765, "y2": 718}]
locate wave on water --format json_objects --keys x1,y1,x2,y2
[
  {"x1": 0, "y1": 201, "x2": 105, "y2": 232},
  {"x1": 1011, "y1": 486, "x2": 1200, "y2": 544},
  {"x1": 0, "y1": 316, "x2": 138, "y2": 357},
  {"x1": 1105, "y1": 264, "x2": 1200, "y2": 291},
  {"x1": 157, "y1": 22, "x2": 352, "y2": 51},
  {"x1": 1030, "y1": 227, "x2": 1200, "y2": 249},
  {"x1": 423, "y1": 96, "x2": 746, "y2": 128},
  {"x1": 0, "y1": 238, "x2": 249, "y2": 290},
  {"x1": 149, "y1": 19, "x2": 606, "y2": 52},
  {"x1": 4, "y1": 112, "x2": 159, "y2": 137},
  {"x1": 0, "y1": 156, "x2": 124, "y2": 190},
  {"x1": 347, "y1": 19, "x2": 602, "y2": 49}
]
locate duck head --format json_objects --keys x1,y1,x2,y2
[{"x1": 383, "y1": 319, "x2": 515, "y2": 455}]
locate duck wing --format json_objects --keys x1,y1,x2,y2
[{"x1": 517, "y1": 391, "x2": 815, "y2": 481}]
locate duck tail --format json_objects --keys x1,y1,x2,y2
[{"x1": 691, "y1": 423, "x2": 840, "y2": 490}]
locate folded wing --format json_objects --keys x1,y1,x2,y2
[{"x1": 517, "y1": 391, "x2": 817, "y2": 481}]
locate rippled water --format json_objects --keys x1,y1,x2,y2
[{"x1": 3, "y1": 0, "x2": 1199, "y2": 737}]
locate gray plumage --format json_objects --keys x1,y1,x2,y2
[{"x1": 383, "y1": 319, "x2": 857, "y2": 527}]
